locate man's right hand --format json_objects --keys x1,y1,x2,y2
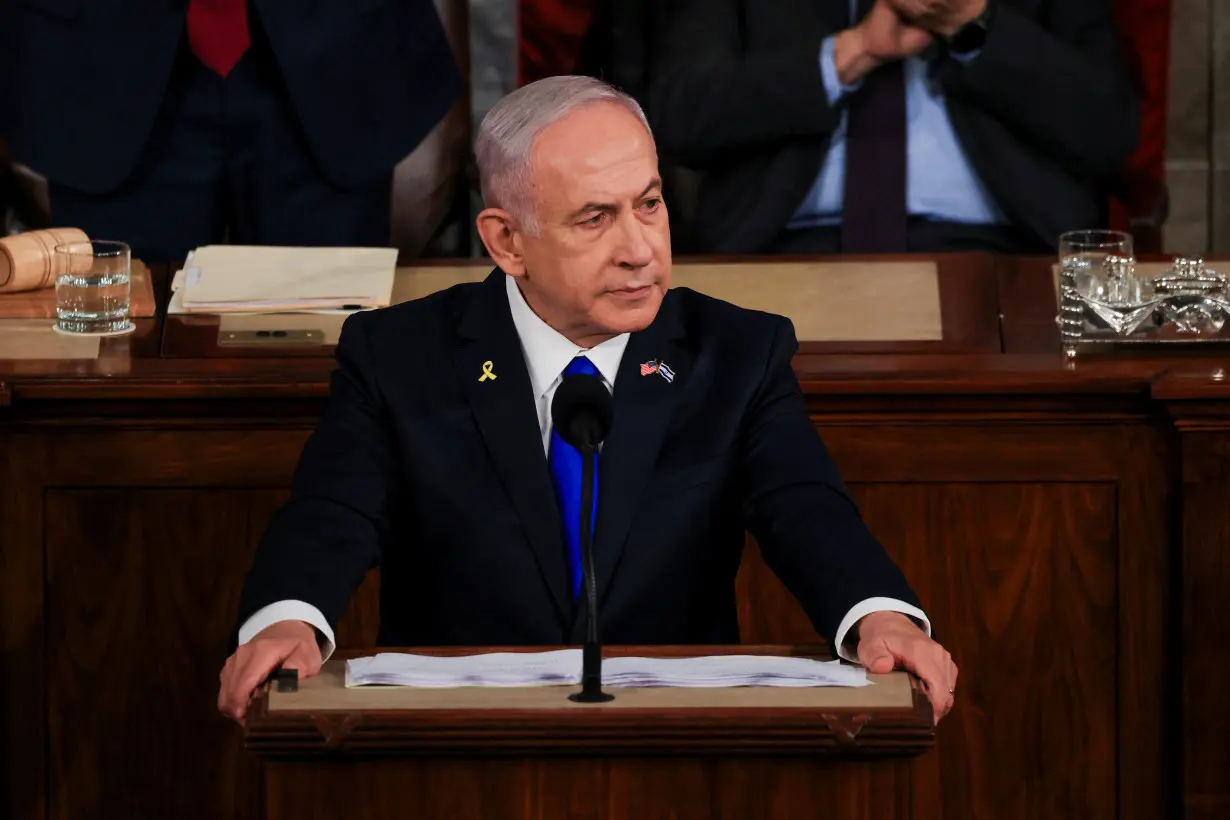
[
  {"x1": 217, "y1": 620, "x2": 323, "y2": 726},
  {"x1": 834, "y1": 0, "x2": 934, "y2": 85}
]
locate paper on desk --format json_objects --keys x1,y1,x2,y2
[
  {"x1": 168, "y1": 267, "x2": 360, "y2": 316},
  {"x1": 345, "y1": 650, "x2": 869, "y2": 689},
  {"x1": 179, "y1": 245, "x2": 396, "y2": 313}
]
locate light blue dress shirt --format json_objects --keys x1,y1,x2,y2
[{"x1": 789, "y1": 16, "x2": 1007, "y2": 229}]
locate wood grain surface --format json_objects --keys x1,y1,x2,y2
[
  {"x1": 1169, "y1": 419, "x2": 1230, "y2": 820},
  {"x1": 0, "y1": 259, "x2": 157, "y2": 319},
  {"x1": 2, "y1": 254, "x2": 1225, "y2": 820},
  {"x1": 161, "y1": 254, "x2": 1001, "y2": 357},
  {"x1": 264, "y1": 756, "x2": 910, "y2": 820},
  {"x1": 44, "y1": 489, "x2": 269, "y2": 820}
]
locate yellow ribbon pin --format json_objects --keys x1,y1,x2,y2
[{"x1": 478, "y1": 361, "x2": 497, "y2": 382}]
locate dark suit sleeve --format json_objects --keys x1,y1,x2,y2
[
  {"x1": 645, "y1": 0, "x2": 840, "y2": 170},
  {"x1": 938, "y1": 0, "x2": 1140, "y2": 178},
  {"x1": 740, "y1": 318, "x2": 921, "y2": 650},
  {"x1": 234, "y1": 312, "x2": 395, "y2": 637}
]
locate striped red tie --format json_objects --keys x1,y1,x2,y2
[{"x1": 187, "y1": 0, "x2": 251, "y2": 79}]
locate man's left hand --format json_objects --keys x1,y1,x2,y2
[
  {"x1": 855, "y1": 611, "x2": 958, "y2": 723},
  {"x1": 886, "y1": 0, "x2": 987, "y2": 37}
]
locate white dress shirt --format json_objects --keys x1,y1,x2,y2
[
  {"x1": 239, "y1": 274, "x2": 930, "y2": 662},
  {"x1": 502, "y1": 274, "x2": 629, "y2": 454}
]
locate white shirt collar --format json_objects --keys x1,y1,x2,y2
[{"x1": 505, "y1": 273, "x2": 629, "y2": 396}]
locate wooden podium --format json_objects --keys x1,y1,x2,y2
[{"x1": 244, "y1": 646, "x2": 935, "y2": 820}]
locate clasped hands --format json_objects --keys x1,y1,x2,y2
[{"x1": 834, "y1": 0, "x2": 988, "y2": 85}]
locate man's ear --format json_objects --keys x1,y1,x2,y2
[{"x1": 476, "y1": 207, "x2": 527, "y2": 275}]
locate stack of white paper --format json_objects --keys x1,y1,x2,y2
[
  {"x1": 175, "y1": 245, "x2": 397, "y2": 314},
  {"x1": 345, "y1": 650, "x2": 869, "y2": 689}
]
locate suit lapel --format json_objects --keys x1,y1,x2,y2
[
  {"x1": 453, "y1": 272, "x2": 571, "y2": 626},
  {"x1": 569, "y1": 295, "x2": 693, "y2": 639}
]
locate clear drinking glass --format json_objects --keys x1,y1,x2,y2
[
  {"x1": 1057, "y1": 230, "x2": 1133, "y2": 356},
  {"x1": 53, "y1": 240, "x2": 134, "y2": 335}
]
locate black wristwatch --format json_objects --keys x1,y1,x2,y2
[{"x1": 946, "y1": 1, "x2": 994, "y2": 55}]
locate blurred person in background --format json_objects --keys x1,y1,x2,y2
[
  {"x1": 646, "y1": 0, "x2": 1140, "y2": 255},
  {"x1": 0, "y1": 0, "x2": 462, "y2": 263}
]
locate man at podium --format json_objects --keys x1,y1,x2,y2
[{"x1": 218, "y1": 76, "x2": 958, "y2": 725}]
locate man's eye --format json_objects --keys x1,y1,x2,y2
[
  {"x1": 641, "y1": 198, "x2": 662, "y2": 212},
  {"x1": 580, "y1": 213, "x2": 606, "y2": 227}
]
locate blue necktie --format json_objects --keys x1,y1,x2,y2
[{"x1": 549, "y1": 356, "x2": 601, "y2": 599}]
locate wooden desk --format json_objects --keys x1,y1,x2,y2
[
  {"x1": 245, "y1": 646, "x2": 932, "y2": 820},
  {"x1": 1, "y1": 254, "x2": 1226, "y2": 820},
  {"x1": 161, "y1": 253, "x2": 1003, "y2": 356}
]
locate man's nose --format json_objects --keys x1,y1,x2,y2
[{"x1": 614, "y1": 215, "x2": 655, "y2": 269}]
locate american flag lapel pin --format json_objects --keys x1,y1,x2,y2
[
  {"x1": 640, "y1": 360, "x2": 659, "y2": 376},
  {"x1": 658, "y1": 362, "x2": 676, "y2": 383}
]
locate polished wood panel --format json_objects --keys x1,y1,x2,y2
[
  {"x1": 1176, "y1": 432, "x2": 1230, "y2": 820},
  {"x1": 740, "y1": 480, "x2": 1122, "y2": 820},
  {"x1": 1111, "y1": 422, "x2": 1177, "y2": 820},
  {"x1": 44, "y1": 488, "x2": 269, "y2": 820},
  {"x1": 247, "y1": 650, "x2": 930, "y2": 760},
  {"x1": 0, "y1": 431, "x2": 47, "y2": 820},
  {"x1": 998, "y1": 255, "x2": 1062, "y2": 354},
  {"x1": 6, "y1": 254, "x2": 1228, "y2": 820},
  {"x1": 916, "y1": 483, "x2": 1117, "y2": 820},
  {"x1": 3, "y1": 405, "x2": 1176, "y2": 820},
  {"x1": 263, "y1": 757, "x2": 908, "y2": 820},
  {"x1": 1154, "y1": 371, "x2": 1230, "y2": 820},
  {"x1": 250, "y1": 644, "x2": 928, "y2": 820},
  {"x1": 1153, "y1": 368, "x2": 1230, "y2": 405},
  {"x1": 1153, "y1": 370, "x2": 1230, "y2": 820},
  {"x1": 161, "y1": 254, "x2": 1003, "y2": 358}
]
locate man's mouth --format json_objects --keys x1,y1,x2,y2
[{"x1": 608, "y1": 283, "x2": 654, "y2": 299}]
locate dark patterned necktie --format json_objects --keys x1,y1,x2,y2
[{"x1": 841, "y1": 0, "x2": 908, "y2": 252}]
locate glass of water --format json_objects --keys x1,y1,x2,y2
[
  {"x1": 1057, "y1": 230, "x2": 1133, "y2": 356},
  {"x1": 1060, "y1": 229, "x2": 1133, "y2": 266},
  {"x1": 53, "y1": 240, "x2": 134, "y2": 335}
]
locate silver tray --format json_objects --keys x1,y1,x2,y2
[{"x1": 1057, "y1": 256, "x2": 1230, "y2": 356}]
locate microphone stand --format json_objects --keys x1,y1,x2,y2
[{"x1": 569, "y1": 441, "x2": 613, "y2": 703}]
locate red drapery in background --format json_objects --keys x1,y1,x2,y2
[
  {"x1": 1110, "y1": 0, "x2": 1171, "y2": 237},
  {"x1": 518, "y1": 0, "x2": 597, "y2": 85}
]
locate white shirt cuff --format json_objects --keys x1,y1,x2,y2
[
  {"x1": 833, "y1": 597, "x2": 931, "y2": 663},
  {"x1": 819, "y1": 34, "x2": 865, "y2": 104},
  {"x1": 237, "y1": 599, "x2": 337, "y2": 662}
]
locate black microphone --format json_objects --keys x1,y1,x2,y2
[{"x1": 551, "y1": 373, "x2": 615, "y2": 703}]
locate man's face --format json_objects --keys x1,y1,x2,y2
[{"x1": 512, "y1": 102, "x2": 671, "y2": 347}]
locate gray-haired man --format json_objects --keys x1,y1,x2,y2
[{"x1": 218, "y1": 77, "x2": 958, "y2": 726}]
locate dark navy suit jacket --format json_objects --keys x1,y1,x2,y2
[
  {"x1": 0, "y1": 0, "x2": 461, "y2": 194},
  {"x1": 235, "y1": 272, "x2": 921, "y2": 650},
  {"x1": 644, "y1": 0, "x2": 1140, "y2": 252}
]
